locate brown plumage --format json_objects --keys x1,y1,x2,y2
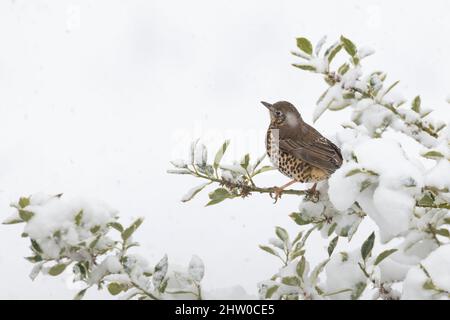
[{"x1": 261, "y1": 100, "x2": 343, "y2": 201}]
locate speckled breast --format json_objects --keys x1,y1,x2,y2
[{"x1": 266, "y1": 128, "x2": 328, "y2": 183}]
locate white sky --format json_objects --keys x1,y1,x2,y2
[{"x1": 0, "y1": 0, "x2": 449, "y2": 299}]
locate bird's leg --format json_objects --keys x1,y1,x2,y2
[
  {"x1": 305, "y1": 182, "x2": 320, "y2": 202},
  {"x1": 270, "y1": 180, "x2": 297, "y2": 203}
]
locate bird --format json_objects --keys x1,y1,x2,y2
[{"x1": 261, "y1": 100, "x2": 343, "y2": 202}]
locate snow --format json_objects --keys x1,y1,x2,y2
[
  {"x1": 425, "y1": 160, "x2": 450, "y2": 190},
  {"x1": 329, "y1": 137, "x2": 424, "y2": 242},
  {"x1": 325, "y1": 249, "x2": 366, "y2": 299},
  {"x1": 402, "y1": 244, "x2": 450, "y2": 299},
  {"x1": 17, "y1": 194, "x2": 117, "y2": 259}
]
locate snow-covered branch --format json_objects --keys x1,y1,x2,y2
[{"x1": 3, "y1": 193, "x2": 205, "y2": 300}]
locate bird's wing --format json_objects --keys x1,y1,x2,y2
[{"x1": 279, "y1": 125, "x2": 343, "y2": 174}]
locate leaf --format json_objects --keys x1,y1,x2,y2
[
  {"x1": 326, "y1": 43, "x2": 343, "y2": 64},
  {"x1": 310, "y1": 259, "x2": 329, "y2": 285},
  {"x1": 374, "y1": 249, "x2": 397, "y2": 265},
  {"x1": 259, "y1": 245, "x2": 278, "y2": 257},
  {"x1": 338, "y1": 63, "x2": 350, "y2": 75},
  {"x1": 296, "y1": 37, "x2": 313, "y2": 55},
  {"x1": 292, "y1": 64, "x2": 316, "y2": 71},
  {"x1": 74, "y1": 288, "x2": 88, "y2": 300},
  {"x1": 289, "y1": 212, "x2": 312, "y2": 225},
  {"x1": 340, "y1": 35, "x2": 357, "y2": 56},
  {"x1": 296, "y1": 256, "x2": 306, "y2": 278},
  {"x1": 361, "y1": 232, "x2": 375, "y2": 260},
  {"x1": 121, "y1": 217, "x2": 144, "y2": 241},
  {"x1": 181, "y1": 182, "x2": 210, "y2": 203},
  {"x1": 240, "y1": 154, "x2": 250, "y2": 170},
  {"x1": 328, "y1": 236, "x2": 339, "y2": 257},
  {"x1": 275, "y1": 226, "x2": 289, "y2": 242},
  {"x1": 2, "y1": 217, "x2": 24, "y2": 225},
  {"x1": 265, "y1": 285, "x2": 279, "y2": 299},
  {"x1": 422, "y1": 150, "x2": 444, "y2": 159},
  {"x1": 281, "y1": 276, "x2": 300, "y2": 286},
  {"x1": 166, "y1": 169, "x2": 191, "y2": 175},
  {"x1": 422, "y1": 279, "x2": 436, "y2": 291},
  {"x1": 31, "y1": 239, "x2": 43, "y2": 254},
  {"x1": 345, "y1": 168, "x2": 378, "y2": 177},
  {"x1": 290, "y1": 249, "x2": 305, "y2": 260},
  {"x1": 351, "y1": 281, "x2": 367, "y2": 300},
  {"x1": 48, "y1": 263, "x2": 68, "y2": 276},
  {"x1": 213, "y1": 140, "x2": 230, "y2": 170},
  {"x1": 108, "y1": 222, "x2": 124, "y2": 232},
  {"x1": 107, "y1": 283, "x2": 123, "y2": 296},
  {"x1": 412, "y1": 95, "x2": 421, "y2": 113},
  {"x1": 74, "y1": 210, "x2": 83, "y2": 226},
  {"x1": 90, "y1": 225, "x2": 100, "y2": 234},
  {"x1": 418, "y1": 194, "x2": 434, "y2": 207},
  {"x1": 382, "y1": 80, "x2": 400, "y2": 97},
  {"x1": 18, "y1": 197, "x2": 30, "y2": 208},
  {"x1": 252, "y1": 165, "x2": 274, "y2": 176},
  {"x1": 206, "y1": 188, "x2": 233, "y2": 206},
  {"x1": 18, "y1": 209, "x2": 34, "y2": 222},
  {"x1": 435, "y1": 228, "x2": 450, "y2": 237}
]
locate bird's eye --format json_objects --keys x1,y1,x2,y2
[{"x1": 275, "y1": 111, "x2": 283, "y2": 117}]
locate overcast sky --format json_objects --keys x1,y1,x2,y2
[{"x1": 1, "y1": 0, "x2": 449, "y2": 299}]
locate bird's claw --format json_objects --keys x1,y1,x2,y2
[{"x1": 270, "y1": 187, "x2": 284, "y2": 204}]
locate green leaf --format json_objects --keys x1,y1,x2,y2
[
  {"x1": 435, "y1": 228, "x2": 450, "y2": 237},
  {"x1": 275, "y1": 226, "x2": 289, "y2": 242},
  {"x1": 412, "y1": 95, "x2": 421, "y2": 113},
  {"x1": 259, "y1": 245, "x2": 278, "y2": 257},
  {"x1": 18, "y1": 209, "x2": 34, "y2": 222},
  {"x1": 89, "y1": 235, "x2": 101, "y2": 249},
  {"x1": 121, "y1": 217, "x2": 144, "y2": 241},
  {"x1": 351, "y1": 281, "x2": 367, "y2": 300},
  {"x1": 338, "y1": 63, "x2": 350, "y2": 75},
  {"x1": 326, "y1": 43, "x2": 343, "y2": 64},
  {"x1": 296, "y1": 256, "x2": 306, "y2": 278},
  {"x1": 240, "y1": 154, "x2": 250, "y2": 170},
  {"x1": 328, "y1": 236, "x2": 339, "y2": 257},
  {"x1": 292, "y1": 64, "x2": 316, "y2": 71},
  {"x1": 289, "y1": 212, "x2": 312, "y2": 225},
  {"x1": 252, "y1": 165, "x2": 274, "y2": 176},
  {"x1": 361, "y1": 232, "x2": 375, "y2": 260},
  {"x1": 374, "y1": 249, "x2": 397, "y2": 265},
  {"x1": 181, "y1": 182, "x2": 210, "y2": 203},
  {"x1": 48, "y1": 263, "x2": 68, "y2": 276},
  {"x1": 340, "y1": 35, "x2": 357, "y2": 56},
  {"x1": 18, "y1": 197, "x2": 30, "y2": 208},
  {"x1": 382, "y1": 80, "x2": 400, "y2": 97},
  {"x1": 107, "y1": 282, "x2": 123, "y2": 296},
  {"x1": 206, "y1": 188, "x2": 233, "y2": 206},
  {"x1": 345, "y1": 168, "x2": 378, "y2": 177},
  {"x1": 290, "y1": 249, "x2": 305, "y2": 260},
  {"x1": 281, "y1": 276, "x2": 300, "y2": 286},
  {"x1": 422, "y1": 279, "x2": 436, "y2": 290},
  {"x1": 265, "y1": 285, "x2": 279, "y2": 299},
  {"x1": 74, "y1": 210, "x2": 83, "y2": 226},
  {"x1": 418, "y1": 193, "x2": 434, "y2": 207},
  {"x1": 213, "y1": 140, "x2": 230, "y2": 170},
  {"x1": 292, "y1": 231, "x2": 304, "y2": 245},
  {"x1": 74, "y1": 288, "x2": 88, "y2": 300},
  {"x1": 31, "y1": 239, "x2": 43, "y2": 254},
  {"x1": 296, "y1": 37, "x2": 313, "y2": 55},
  {"x1": 2, "y1": 217, "x2": 24, "y2": 225},
  {"x1": 90, "y1": 225, "x2": 100, "y2": 234},
  {"x1": 108, "y1": 222, "x2": 124, "y2": 232},
  {"x1": 422, "y1": 150, "x2": 444, "y2": 159}
]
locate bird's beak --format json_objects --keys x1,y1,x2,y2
[{"x1": 261, "y1": 101, "x2": 274, "y2": 111}]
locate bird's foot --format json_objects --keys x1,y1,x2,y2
[
  {"x1": 305, "y1": 188, "x2": 320, "y2": 203},
  {"x1": 270, "y1": 187, "x2": 284, "y2": 204}
]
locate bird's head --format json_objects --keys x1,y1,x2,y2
[{"x1": 261, "y1": 101, "x2": 302, "y2": 128}]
